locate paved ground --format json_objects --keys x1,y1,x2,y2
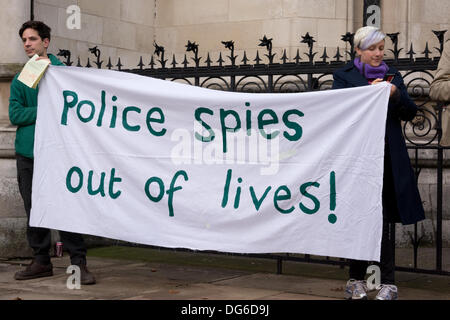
[{"x1": 0, "y1": 246, "x2": 449, "y2": 300}]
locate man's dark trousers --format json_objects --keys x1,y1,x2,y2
[{"x1": 16, "y1": 154, "x2": 87, "y2": 265}]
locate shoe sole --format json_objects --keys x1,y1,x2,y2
[
  {"x1": 375, "y1": 297, "x2": 398, "y2": 300},
  {"x1": 14, "y1": 271, "x2": 53, "y2": 281},
  {"x1": 346, "y1": 296, "x2": 368, "y2": 300}
]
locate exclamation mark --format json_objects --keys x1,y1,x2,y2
[{"x1": 328, "y1": 171, "x2": 337, "y2": 224}]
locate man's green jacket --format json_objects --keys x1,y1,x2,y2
[{"x1": 9, "y1": 54, "x2": 64, "y2": 159}]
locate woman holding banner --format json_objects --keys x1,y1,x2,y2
[{"x1": 332, "y1": 26, "x2": 425, "y2": 300}]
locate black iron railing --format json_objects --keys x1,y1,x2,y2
[{"x1": 60, "y1": 30, "x2": 449, "y2": 276}]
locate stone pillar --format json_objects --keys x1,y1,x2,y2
[
  {"x1": 0, "y1": 0, "x2": 29, "y2": 124},
  {"x1": 0, "y1": 0, "x2": 33, "y2": 258}
]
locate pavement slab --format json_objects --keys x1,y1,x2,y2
[{"x1": 0, "y1": 250, "x2": 449, "y2": 301}]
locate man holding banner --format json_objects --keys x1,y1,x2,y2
[{"x1": 9, "y1": 21, "x2": 95, "y2": 285}]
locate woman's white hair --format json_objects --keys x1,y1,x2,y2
[{"x1": 354, "y1": 26, "x2": 386, "y2": 50}]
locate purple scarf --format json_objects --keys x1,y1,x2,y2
[{"x1": 353, "y1": 57, "x2": 389, "y2": 80}]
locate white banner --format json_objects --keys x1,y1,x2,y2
[{"x1": 31, "y1": 66, "x2": 391, "y2": 261}]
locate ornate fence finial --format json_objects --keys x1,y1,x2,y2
[
  {"x1": 154, "y1": 42, "x2": 167, "y2": 68},
  {"x1": 294, "y1": 48, "x2": 301, "y2": 64},
  {"x1": 149, "y1": 55, "x2": 156, "y2": 69},
  {"x1": 57, "y1": 49, "x2": 72, "y2": 66},
  {"x1": 432, "y1": 30, "x2": 447, "y2": 56},
  {"x1": 205, "y1": 52, "x2": 212, "y2": 67},
  {"x1": 222, "y1": 40, "x2": 237, "y2": 65},
  {"x1": 301, "y1": 32, "x2": 317, "y2": 63},
  {"x1": 259, "y1": 35, "x2": 275, "y2": 64},
  {"x1": 88, "y1": 46, "x2": 102, "y2": 68},
  {"x1": 106, "y1": 57, "x2": 113, "y2": 69},
  {"x1": 407, "y1": 43, "x2": 416, "y2": 61},
  {"x1": 254, "y1": 50, "x2": 262, "y2": 65},
  {"x1": 334, "y1": 47, "x2": 343, "y2": 62},
  {"x1": 116, "y1": 57, "x2": 122, "y2": 70},
  {"x1": 387, "y1": 32, "x2": 402, "y2": 62},
  {"x1": 186, "y1": 40, "x2": 201, "y2": 67},
  {"x1": 241, "y1": 51, "x2": 249, "y2": 65},
  {"x1": 171, "y1": 54, "x2": 177, "y2": 68},
  {"x1": 422, "y1": 42, "x2": 431, "y2": 59},
  {"x1": 320, "y1": 47, "x2": 329, "y2": 63},
  {"x1": 137, "y1": 56, "x2": 144, "y2": 70},
  {"x1": 182, "y1": 54, "x2": 189, "y2": 68},
  {"x1": 281, "y1": 49, "x2": 288, "y2": 64},
  {"x1": 217, "y1": 52, "x2": 225, "y2": 67},
  {"x1": 341, "y1": 32, "x2": 355, "y2": 60}
]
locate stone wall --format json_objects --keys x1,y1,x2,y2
[
  {"x1": 0, "y1": 129, "x2": 31, "y2": 257},
  {"x1": 0, "y1": 0, "x2": 30, "y2": 125},
  {"x1": 152, "y1": 0, "x2": 352, "y2": 64},
  {"x1": 34, "y1": 0, "x2": 449, "y2": 71},
  {"x1": 35, "y1": 0, "x2": 156, "y2": 74},
  {"x1": 0, "y1": 0, "x2": 32, "y2": 257}
]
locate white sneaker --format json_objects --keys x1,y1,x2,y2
[
  {"x1": 375, "y1": 284, "x2": 398, "y2": 300},
  {"x1": 345, "y1": 279, "x2": 368, "y2": 300}
]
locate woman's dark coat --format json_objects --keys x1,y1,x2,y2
[{"x1": 332, "y1": 60, "x2": 425, "y2": 225}]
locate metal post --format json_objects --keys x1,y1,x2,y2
[
  {"x1": 307, "y1": 74, "x2": 313, "y2": 91},
  {"x1": 391, "y1": 222, "x2": 396, "y2": 269},
  {"x1": 231, "y1": 75, "x2": 236, "y2": 92},
  {"x1": 436, "y1": 107, "x2": 443, "y2": 272},
  {"x1": 30, "y1": 0, "x2": 34, "y2": 21},
  {"x1": 268, "y1": 74, "x2": 273, "y2": 93},
  {"x1": 414, "y1": 148, "x2": 419, "y2": 270},
  {"x1": 276, "y1": 257, "x2": 282, "y2": 274},
  {"x1": 414, "y1": 223, "x2": 418, "y2": 269}
]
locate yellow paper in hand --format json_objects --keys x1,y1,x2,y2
[{"x1": 17, "y1": 54, "x2": 51, "y2": 89}]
